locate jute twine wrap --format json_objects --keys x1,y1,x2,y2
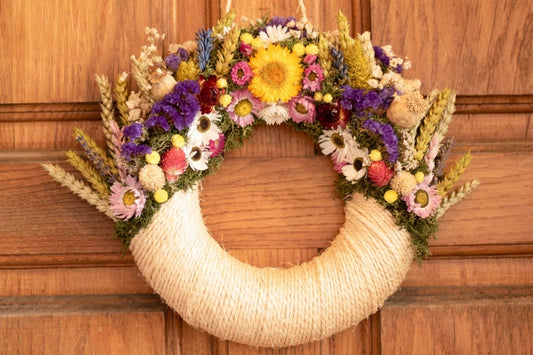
[{"x1": 130, "y1": 185, "x2": 414, "y2": 348}]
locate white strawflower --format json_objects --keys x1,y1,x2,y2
[{"x1": 258, "y1": 102, "x2": 289, "y2": 125}]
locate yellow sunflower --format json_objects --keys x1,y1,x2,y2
[{"x1": 248, "y1": 44, "x2": 304, "y2": 103}]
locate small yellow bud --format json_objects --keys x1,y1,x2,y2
[
  {"x1": 323, "y1": 93, "x2": 333, "y2": 103},
  {"x1": 154, "y1": 189, "x2": 168, "y2": 203},
  {"x1": 305, "y1": 44, "x2": 319, "y2": 55},
  {"x1": 145, "y1": 151, "x2": 160, "y2": 165},
  {"x1": 219, "y1": 94, "x2": 232, "y2": 107},
  {"x1": 313, "y1": 92, "x2": 323, "y2": 102},
  {"x1": 171, "y1": 134, "x2": 186, "y2": 148},
  {"x1": 384, "y1": 190, "x2": 399, "y2": 203},
  {"x1": 216, "y1": 78, "x2": 227, "y2": 89},
  {"x1": 369, "y1": 150, "x2": 382, "y2": 161},
  {"x1": 240, "y1": 33, "x2": 253, "y2": 44},
  {"x1": 415, "y1": 171, "x2": 425, "y2": 183},
  {"x1": 251, "y1": 37, "x2": 265, "y2": 50},
  {"x1": 292, "y1": 43, "x2": 306, "y2": 57}
]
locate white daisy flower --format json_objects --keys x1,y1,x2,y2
[
  {"x1": 341, "y1": 146, "x2": 370, "y2": 182},
  {"x1": 188, "y1": 112, "x2": 222, "y2": 145},
  {"x1": 258, "y1": 102, "x2": 289, "y2": 125},
  {"x1": 318, "y1": 127, "x2": 356, "y2": 164},
  {"x1": 183, "y1": 142, "x2": 210, "y2": 171},
  {"x1": 259, "y1": 25, "x2": 291, "y2": 45}
]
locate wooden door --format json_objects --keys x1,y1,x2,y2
[{"x1": 1, "y1": 0, "x2": 532, "y2": 354}]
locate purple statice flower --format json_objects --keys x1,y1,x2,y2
[
  {"x1": 373, "y1": 46, "x2": 390, "y2": 66},
  {"x1": 362, "y1": 119, "x2": 399, "y2": 164},
  {"x1": 144, "y1": 114, "x2": 170, "y2": 131},
  {"x1": 394, "y1": 64, "x2": 403, "y2": 73},
  {"x1": 361, "y1": 91, "x2": 382, "y2": 110},
  {"x1": 268, "y1": 16, "x2": 296, "y2": 27},
  {"x1": 165, "y1": 47, "x2": 190, "y2": 71},
  {"x1": 146, "y1": 80, "x2": 200, "y2": 131},
  {"x1": 196, "y1": 28, "x2": 214, "y2": 71},
  {"x1": 123, "y1": 123, "x2": 143, "y2": 140},
  {"x1": 120, "y1": 142, "x2": 152, "y2": 160},
  {"x1": 379, "y1": 86, "x2": 396, "y2": 111},
  {"x1": 340, "y1": 86, "x2": 364, "y2": 111}
]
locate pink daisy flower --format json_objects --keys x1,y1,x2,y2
[
  {"x1": 231, "y1": 62, "x2": 253, "y2": 86},
  {"x1": 404, "y1": 177, "x2": 442, "y2": 218},
  {"x1": 288, "y1": 95, "x2": 316, "y2": 123},
  {"x1": 209, "y1": 133, "x2": 226, "y2": 157},
  {"x1": 109, "y1": 176, "x2": 146, "y2": 220},
  {"x1": 302, "y1": 63, "x2": 324, "y2": 92},
  {"x1": 227, "y1": 89, "x2": 263, "y2": 127}
]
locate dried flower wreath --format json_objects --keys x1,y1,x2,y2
[{"x1": 43, "y1": 10, "x2": 478, "y2": 347}]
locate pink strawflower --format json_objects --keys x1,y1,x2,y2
[
  {"x1": 368, "y1": 161, "x2": 394, "y2": 187},
  {"x1": 303, "y1": 54, "x2": 317, "y2": 64},
  {"x1": 227, "y1": 89, "x2": 263, "y2": 127},
  {"x1": 404, "y1": 177, "x2": 442, "y2": 218},
  {"x1": 288, "y1": 95, "x2": 316, "y2": 123},
  {"x1": 161, "y1": 147, "x2": 188, "y2": 182},
  {"x1": 239, "y1": 42, "x2": 253, "y2": 57},
  {"x1": 231, "y1": 61, "x2": 253, "y2": 86},
  {"x1": 109, "y1": 176, "x2": 146, "y2": 220},
  {"x1": 302, "y1": 63, "x2": 324, "y2": 92},
  {"x1": 209, "y1": 133, "x2": 226, "y2": 157}
]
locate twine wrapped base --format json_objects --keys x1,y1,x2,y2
[{"x1": 130, "y1": 185, "x2": 414, "y2": 348}]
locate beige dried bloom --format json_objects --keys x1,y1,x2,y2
[
  {"x1": 390, "y1": 171, "x2": 418, "y2": 197},
  {"x1": 139, "y1": 164, "x2": 166, "y2": 192},
  {"x1": 387, "y1": 92, "x2": 428, "y2": 129}
]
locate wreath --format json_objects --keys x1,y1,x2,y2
[{"x1": 43, "y1": 10, "x2": 479, "y2": 348}]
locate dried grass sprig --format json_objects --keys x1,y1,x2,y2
[
  {"x1": 318, "y1": 34, "x2": 332, "y2": 77},
  {"x1": 435, "y1": 180, "x2": 480, "y2": 219},
  {"x1": 215, "y1": 27, "x2": 240, "y2": 76},
  {"x1": 336, "y1": 11, "x2": 353, "y2": 52},
  {"x1": 95, "y1": 74, "x2": 117, "y2": 160},
  {"x1": 437, "y1": 150, "x2": 472, "y2": 196},
  {"x1": 213, "y1": 10, "x2": 236, "y2": 37},
  {"x1": 65, "y1": 151, "x2": 110, "y2": 199},
  {"x1": 400, "y1": 128, "x2": 419, "y2": 170},
  {"x1": 74, "y1": 128, "x2": 118, "y2": 179},
  {"x1": 114, "y1": 72, "x2": 130, "y2": 126},
  {"x1": 130, "y1": 54, "x2": 154, "y2": 105},
  {"x1": 414, "y1": 88, "x2": 451, "y2": 160},
  {"x1": 42, "y1": 163, "x2": 115, "y2": 221},
  {"x1": 435, "y1": 89, "x2": 456, "y2": 142},
  {"x1": 434, "y1": 136, "x2": 456, "y2": 177}
]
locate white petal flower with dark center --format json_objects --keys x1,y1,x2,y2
[
  {"x1": 188, "y1": 112, "x2": 222, "y2": 145},
  {"x1": 318, "y1": 127, "x2": 355, "y2": 164},
  {"x1": 341, "y1": 146, "x2": 370, "y2": 182},
  {"x1": 183, "y1": 142, "x2": 210, "y2": 171}
]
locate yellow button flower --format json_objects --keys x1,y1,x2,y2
[
  {"x1": 216, "y1": 78, "x2": 228, "y2": 89},
  {"x1": 240, "y1": 32, "x2": 253, "y2": 44},
  {"x1": 314, "y1": 92, "x2": 323, "y2": 101},
  {"x1": 154, "y1": 189, "x2": 168, "y2": 203},
  {"x1": 305, "y1": 44, "x2": 319, "y2": 55},
  {"x1": 251, "y1": 37, "x2": 265, "y2": 50},
  {"x1": 369, "y1": 150, "x2": 382, "y2": 161},
  {"x1": 323, "y1": 93, "x2": 333, "y2": 103},
  {"x1": 145, "y1": 151, "x2": 160, "y2": 165},
  {"x1": 415, "y1": 171, "x2": 425, "y2": 183},
  {"x1": 219, "y1": 94, "x2": 232, "y2": 107},
  {"x1": 171, "y1": 134, "x2": 186, "y2": 148},
  {"x1": 384, "y1": 190, "x2": 398, "y2": 203},
  {"x1": 292, "y1": 43, "x2": 306, "y2": 57}
]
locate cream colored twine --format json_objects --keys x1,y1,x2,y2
[
  {"x1": 130, "y1": 185, "x2": 414, "y2": 347},
  {"x1": 225, "y1": 0, "x2": 308, "y2": 22}
]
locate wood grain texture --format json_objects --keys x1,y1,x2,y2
[
  {"x1": 381, "y1": 288, "x2": 533, "y2": 354},
  {"x1": 370, "y1": 0, "x2": 533, "y2": 95},
  {"x1": 0, "y1": 295, "x2": 166, "y2": 355}
]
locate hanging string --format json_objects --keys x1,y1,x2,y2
[
  {"x1": 225, "y1": 0, "x2": 232, "y2": 14},
  {"x1": 297, "y1": 0, "x2": 308, "y2": 22}
]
